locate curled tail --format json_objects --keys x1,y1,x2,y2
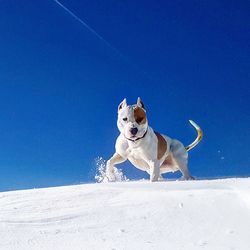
[{"x1": 185, "y1": 120, "x2": 203, "y2": 152}]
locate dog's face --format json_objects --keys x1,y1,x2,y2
[{"x1": 117, "y1": 98, "x2": 148, "y2": 140}]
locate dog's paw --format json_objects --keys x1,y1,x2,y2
[
  {"x1": 105, "y1": 165, "x2": 128, "y2": 182},
  {"x1": 150, "y1": 175, "x2": 160, "y2": 182},
  {"x1": 158, "y1": 175, "x2": 165, "y2": 181},
  {"x1": 105, "y1": 171, "x2": 116, "y2": 182},
  {"x1": 105, "y1": 166, "x2": 116, "y2": 182},
  {"x1": 178, "y1": 176, "x2": 195, "y2": 181}
]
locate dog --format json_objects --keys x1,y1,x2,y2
[{"x1": 106, "y1": 98, "x2": 203, "y2": 182}]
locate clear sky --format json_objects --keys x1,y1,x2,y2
[{"x1": 0, "y1": 0, "x2": 249, "y2": 191}]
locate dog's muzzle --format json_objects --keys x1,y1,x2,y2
[
  {"x1": 125, "y1": 128, "x2": 148, "y2": 142},
  {"x1": 130, "y1": 127, "x2": 138, "y2": 135}
]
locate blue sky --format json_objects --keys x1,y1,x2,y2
[{"x1": 0, "y1": 0, "x2": 249, "y2": 191}]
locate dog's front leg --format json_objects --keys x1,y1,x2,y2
[
  {"x1": 149, "y1": 160, "x2": 160, "y2": 182},
  {"x1": 106, "y1": 152, "x2": 126, "y2": 181}
]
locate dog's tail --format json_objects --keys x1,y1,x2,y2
[{"x1": 185, "y1": 120, "x2": 203, "y2": 152}]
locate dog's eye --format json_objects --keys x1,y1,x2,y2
[{"x1": 123, "y1": 117, "x2": 128, "y2": 122}]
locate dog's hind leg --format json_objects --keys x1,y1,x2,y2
[
  {"x1": 177, "y1": 161, "x2": 195, "y2": 180},
  {"x1": 170, "y1": 140, "x2": 194, "y2": 180}
]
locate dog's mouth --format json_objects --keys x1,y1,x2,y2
[
  {"x1": 130, "y1": 135, "x2": 137, "y2": 138},
  {"x1": 127, "y1": 135, "x2": 138, "y2": 141},
  {"x1": 125, "y1": 133, "x2": 138, "y2": 140},
  {"x1": 125, "y1": 129, "x2": 148, "y2": 142}
]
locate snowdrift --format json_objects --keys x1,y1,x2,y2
[{"x1": 0, "y1": 178, "x2": 250, "y2": 250}]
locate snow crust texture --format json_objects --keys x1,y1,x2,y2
[{"x1": 0, "y1": 178, "x2": 250, "y2": 250}]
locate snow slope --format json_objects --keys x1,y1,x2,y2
[{"x1": 0, "y1": 178, "x2": 250, "y2": 250}]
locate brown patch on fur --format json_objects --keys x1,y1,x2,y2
[
  {"x1": 134, "y1": 107, "x2": 147, "y2": 124},
  {"x1": 154, "y1": 132, "x2": 167, "y2": 160}
]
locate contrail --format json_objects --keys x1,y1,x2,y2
[
  {"x1": 53, "y1": 0, "x2": 124, "y2": 57},
  {"x1": 52, "y1": 0, "x2": 154, "y2": 82}
]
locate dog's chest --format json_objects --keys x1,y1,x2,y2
[
  {"x1": 125, "y1": 143, "x2": 155, "y2": 172},
  {"x1": 126, "y1": 143, "x2": 150, "y2": 160}
]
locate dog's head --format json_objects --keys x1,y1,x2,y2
[{"x1": 117, "y1": 97, "x2": 148, "y2": 141}]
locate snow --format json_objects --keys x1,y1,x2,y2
[{"x1": 0, "y1": 178, "x2": 250, "y2": 250}]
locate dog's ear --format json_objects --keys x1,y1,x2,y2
[
  {"x1": 137, "y1": 97, "x2": 145, "y2": 109},
  {"x1": 118, "y1": 98, "x2": 127, "y2": 112}
]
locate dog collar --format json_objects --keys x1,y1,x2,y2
[{"x1": 125, "y1": 129, "x2": 148, "y2": 142}]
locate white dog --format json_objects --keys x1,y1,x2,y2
[{"x1": 106, "y1": 98, "x2": 203, "y2": 182}]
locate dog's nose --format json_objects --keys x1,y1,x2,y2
[{"x1": 130, "y1": 127, "x2": 138, "y2": 135}]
